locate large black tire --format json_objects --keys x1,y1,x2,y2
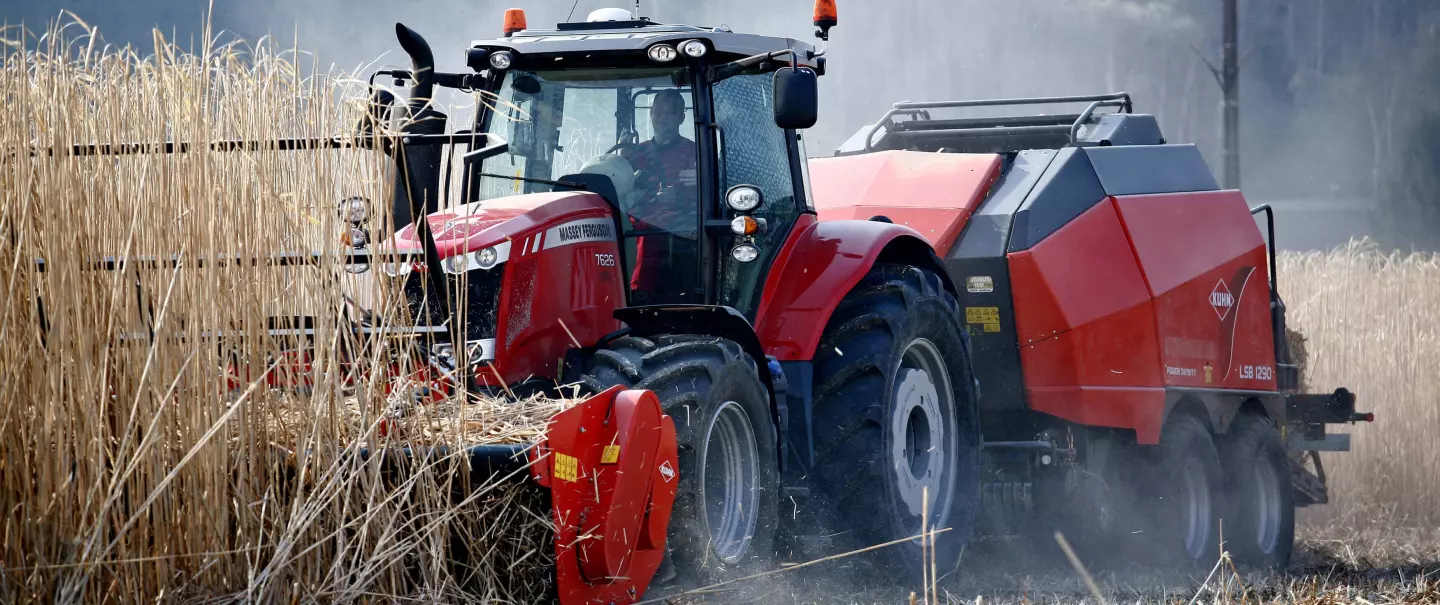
[
  {"x1": 576, "y1": 334, "x2": 779, "y2": 587},
  {"x1": 1219, "y1": 411, "x2": 1295, "y2": 569},
  {"x1": 1140, "y1": 413, "x2": 1225, "y2": 569},
  {"x1": 810, "y1": 263, "x2": 981, "y2": 584}
]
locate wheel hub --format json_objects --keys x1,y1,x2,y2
[
  {"x1": 1254, "y1": 462, "x2": 1281, "y2": 552},
  {"x1": 700, "y1": 400, "x2": 760, "y2": 564},
  {"x1": 1181, "y1": 457, "x2": 1212, "y2": 559},
  {"x1": 888, "y1": 339, "x2": 957, "y2": 536}
]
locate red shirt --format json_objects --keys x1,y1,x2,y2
[{"x1": 625, "y1": 137, "x2": 698, "y2": 294}]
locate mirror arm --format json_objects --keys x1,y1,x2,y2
[
  {"x1": 462, "y1": 134, "x2": 509, "y2": 165},
  {"x1": 709, "y1": 49, "x2": 796, "y2": 82},
  {"x1": 808, "y1": 40, "x2": 828, "y2": 59}
]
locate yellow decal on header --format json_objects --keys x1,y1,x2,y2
[{"x1": 554, "y1": 452, "x2": 579, "y2": 482}]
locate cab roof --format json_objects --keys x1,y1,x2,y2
[{"x1": 469, "y1": 18, "x2": 822, "y2": 70}]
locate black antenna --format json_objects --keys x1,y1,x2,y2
[{"x1": 567, "y1": 0, "x2": 581, "y2": 21}]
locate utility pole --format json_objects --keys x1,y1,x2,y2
[{"x1": 1221, "y1": 0, "x2": 1240, "y2": 190}]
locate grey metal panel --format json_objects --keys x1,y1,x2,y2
[
  {"x1": 1082, "y1": 144, "x2": 1220, "y2": 197},
  {"x1": 1075, "y1": 114, "x2": 1166, "y2": 147},
  {"x1": 470, "y1": 29, "x2": 820, "y2": 68},
  {"x1": 951, "y1": 150, "x2": 1056, "y2": 259},
  {"x1": 1287, "y1": 432, "x2": 1350, "y2": 452},
  {"x1": 833, "y1": 125, "x2": 878, "y2": 156},
  {"x1": 1007, "y1": 148, "x2": 1108, "y2": 252}
]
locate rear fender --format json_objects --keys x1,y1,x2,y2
[{"x1": 754, "y1": 217, "x2": 957, "y2": 362}]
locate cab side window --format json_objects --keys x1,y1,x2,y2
[{"x1": 712, "y1": 72, "x2": 802, "y2": 317}]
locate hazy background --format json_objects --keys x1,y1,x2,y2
[{"x1": 4, "y1": 0, "x2": 1437, "y2": 252}]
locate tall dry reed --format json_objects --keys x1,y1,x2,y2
[
  {"x1": 1280, "y1": 240, "x2": 1440, "y2": 530},
  {"x1": 0, "y1": 16, "x2": 559, "y2": 604}
]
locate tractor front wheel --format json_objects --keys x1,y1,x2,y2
[
  {"x1": 810, "y1": 263, "x2": 981, "y2": 584},
  {"x1": 576, "y1": 334, "x2": 779, "y2": 588}
]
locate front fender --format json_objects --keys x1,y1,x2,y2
[{"x1": 754, "y1": 214, "x2": 951, "y2": 361}]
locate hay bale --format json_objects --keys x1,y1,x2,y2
[{"x1": 1286, "y1": 325, "x2": 1310, "y2": 392}]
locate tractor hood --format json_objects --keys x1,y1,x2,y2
[{"x1": 382, "y1": 190, "x2": 614, "y2": 264}]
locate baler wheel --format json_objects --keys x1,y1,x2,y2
[
  {"x1": 1219, "y1": 411, "x2": 1295, "y2": 569},
  {"x1": 576, "y1": 334, "x2": 779, "y2": 588},
  {"x1": 1144, "y1": 413, "x2": 1225, "y2": 568},
  {"x1": 810, "y1": 263, "x2": 981, "y2": 584}
]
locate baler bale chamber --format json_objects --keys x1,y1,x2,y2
[{"x1": 816, "y1": 91, "x2": 1375, "y2": 566}]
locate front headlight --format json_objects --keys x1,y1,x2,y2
[
  {"x1": 442, "y1": 253, "x2": 473, "y2": 275},
  {"x1": 731, "y1": 243, "x2": 760, "y2": 262},
  {"x1": 476, "y1": 246, "x2": 500, "y2": 270},
  {"x1": 381, "y1": 261, "x2": 415, "y2": 277},
  {"x1": 338, "y1": 197, "x2": 368, "y2": 225},
  {"x1": 489, "y1": 51, "x2": 514, "y2": 70},
  {"x1": 678, "y1": 39, "x2": 708, "y2": 58},
  {"x1": 647, "y1": 44, "x2": 678, "y2": 63},
  {"x1": 440, "y1": 241, "x2": 511, "y2": 275},
  {"x1": 726, "y1": 185, "x2": 763, "y2": 212}
]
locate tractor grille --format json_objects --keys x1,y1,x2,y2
[{"x1": 401, "y1": 265, "x2": 504, "y2": 342}]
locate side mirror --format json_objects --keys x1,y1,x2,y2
[{"x1": 773, "y1": 67, "x2": 818, "y2": 130}]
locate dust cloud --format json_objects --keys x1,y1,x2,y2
[
  {"x1": 222, "y1": 0, "x2": 1427, "y2": 251},
  {"x1": 7, "y1": 0, "x2": 1420, "y2": 249}
]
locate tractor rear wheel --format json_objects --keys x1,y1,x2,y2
[
  {"x1": 810, "y1": 263, "x2": 981, "y2": 584},
  {"x1": 576, "y1": 334, "x2": 779, "y2": 587},
  {"x1": 1219, "y1": 411, "x2": 1295, "y2": 569}
]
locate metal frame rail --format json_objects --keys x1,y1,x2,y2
[{"x1": 861, "y1": 92, "x2": 1134, "y2": 153}]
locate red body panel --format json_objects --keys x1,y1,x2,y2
[
  {"x1": 532, "y1": 386, "x2": 678, "y2": 604},
  {"x1": 1007, "y1": 200, "x2": 1166, "y2": 442},
  {"x1": 1007, "y1": 193, "x2": 1277, "y2": 443},
  {"x1": 1112, "y1": 191, "x2": 1277, "y2": 390},
  {"x1": 754, "y1": 214, "x2": 935, "y2": 360},
  {"x1": 808, "y1": 150, "x2": 1002, "y2": 256},
  {"x1": 391, "y1": 191, "x2": 610, "y2": 258},
  {"x1": 391, "y1": 193, "x2": 625, "y2": 386},
  {"x1": 490, "y1": 213, "x2": 625, "y2": 385}
]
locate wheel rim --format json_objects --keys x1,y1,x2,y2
[
  {"x1": 888, "y1": 338, "x2": 958, "y2": 543},
  {"x1": 1181, "y1": 457, "x2": 1212, "y2": 559},
  {"x1": 1253, "y1": 462, "x2": 1282, "y2": 553},
  {"x1": 701, "y1": 400, "x2": 760, "y2": 564}
]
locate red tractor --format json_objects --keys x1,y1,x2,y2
[
  {"x1": 36, "y1": 2, "x2": 1371, "y2": 602},
  {"x1": 343, "y1": 0, "x2": 1369, "y2": 588}
]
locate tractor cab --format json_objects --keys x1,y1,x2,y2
[{"x1": 392, "y1": 7, "x2": 829, "y2": 318}]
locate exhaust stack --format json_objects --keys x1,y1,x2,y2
[
  {"x1": 390, "y1": 22, "x2": 448, "y2": 228},
  {"x1": 390, "y1": 23, "x2": 452, "y2": 324}
]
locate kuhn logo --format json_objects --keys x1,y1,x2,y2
[
  {"x1": 658, "y1": 460, "x2": 675, "y2": 483},
  {"x1": 1210, "y1": 279, "x2": 1235, "y2": 320}
]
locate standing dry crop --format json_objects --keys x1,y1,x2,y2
[{"x1": 0, "y1": 15, "x2": 564, "y2": 604}]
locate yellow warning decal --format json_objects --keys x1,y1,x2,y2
[
  {"x1": 601, "y1": 445, "x2": 620, "y2": 464},
  {"x1": 965, "y1": 306, "x2": 1001, "y2": 333},
  {"x1": 554, "y1": 452, "x2": 579, "y2": 482}
]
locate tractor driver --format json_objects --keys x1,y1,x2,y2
[{"x1": 623, "y1": 88, "x2": 700, "y2": 301}]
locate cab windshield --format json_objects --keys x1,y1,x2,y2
[{"x1": 476, "y1": 67, "x2": 702, "y2": 304}]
